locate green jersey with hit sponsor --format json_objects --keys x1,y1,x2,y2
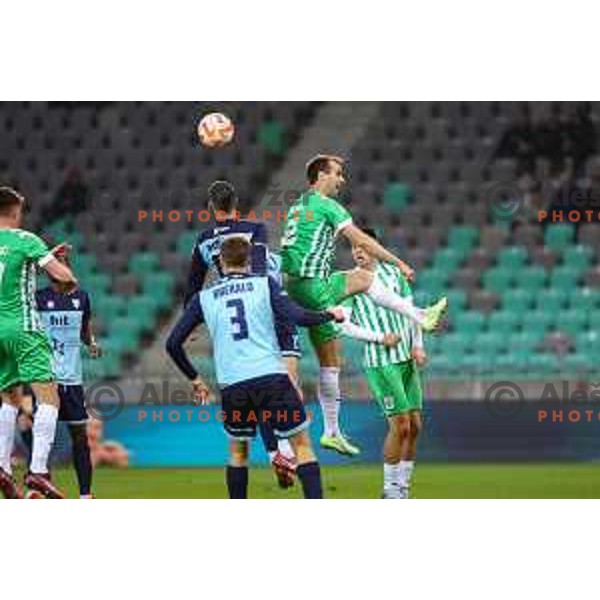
[
  {"x1": 280, "y1": 190, "x2": 352, "y2": 279},
  {"x1": 0, "y1": 228, "x2": 53, "y2": 335},
  {"x1": 344, "y1": 262, "x2": 418, "y2": 368}
]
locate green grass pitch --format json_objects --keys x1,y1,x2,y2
[{"x1": 25, "y1": 463, "x2": 600, "y2": 498}]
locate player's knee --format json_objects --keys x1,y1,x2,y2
[
  {"x1": 389, "y1": 414, "x2": 410, "y2": 439},
  {"x1": 409, "y1": 416, "x2": 423, "y2": 440},
  {"x1": 347, "y1": 267, "x2": 373, "y2": 294}
]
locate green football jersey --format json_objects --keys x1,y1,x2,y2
[
  {"x1": 344, "y1": 262, "x2": 417, "y2": 368},
  {"x1": 280, "y1": 190, "x2": 352, "y2": 278},
  {"x1": 0, "y1": 228, "x2": 52, "y2": 335}
]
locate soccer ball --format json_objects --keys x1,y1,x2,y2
[{"x1": 197, "y1": 112, "x2": 235, "y2": 148}]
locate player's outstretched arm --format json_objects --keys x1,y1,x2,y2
[
  {"x1": 341, "y1": 224, "x2": 415, "y2": 281},
  {"x1": 165, "y1": 299, "x2": 204, "y2": 381},
  {"x1": 43, "y1": 256, "x2": 78, "y2": 286},
  {"x1": 184, "y1": 248, "x2": 209, "y2": 307},
  {"x1": 268, "y1": 278, "x2": 338, "y2": 327},
  {"x1": 337, "y1": 306, "x2": 400, "y2": 347}
]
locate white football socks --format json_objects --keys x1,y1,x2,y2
[
  {"x1": 398, "y1": 460, "x2": 415, "y2": 489},
  {"x1": 383, "y1": 462, "x2": 402, "y2": 498},
  {"x1": 367, "y1": 278, "x2": 425, "y2": 325},
  {"x1": 30, "y1": 404, "x2": 59, "y2": 474},
  {"x1": 384, "y1": 461, "x2": 415, "y2": 499},
  {"x1": 318, "y1": 367, "x2": 341, "y2": 437},
  {"x1": 0, "y1": 403, "x2": 19, "y2": 474}
]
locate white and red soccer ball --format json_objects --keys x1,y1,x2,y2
[{"x1": 197, "y1": 112, "x2": 235, "y2": 148}]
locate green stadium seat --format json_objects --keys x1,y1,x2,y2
[
  {"x1": 71, "y1": 253, "x2": 97, "y2": 276},
  {"x1": 454, "y1": 311, "x2": 486, "y2": 335},
  {"x1": 85, "y1": 272, "x2": 111, "y2": 295},
  {"x1": 446, "y1": 289, "x2": 467, "y2": 311},
  {"x1": 587, "y1": 312, "x2": 600, "y2": 331},
  {"x1": 549, "y1": 265, "x2": 583, "y2": 288},
  {"x1": 95, "y1": 296, "x2": 128, "y2": 322},
  {"x1": 561, "y1": 353, "x2": 593, "y2": 374},
  {"x1": 515, "y1": 266, "x2": 547, "y2": 292},
  {"x1": 535, "y1": 288, "x2": 569, "y2": 312},
  {"x1": 510, "y1": 331, "x2": 543, "y2": 351},
  {"x1": 447, "y1": 226, "x2": 479, "y2": 252},
  {"x1": 577, "y1": 331, "x2": 600, "y2": 354},
  {"x1": 521, "y1": 310, "x2": 554, "y2": 335},
  {"x1": 562, "y1": 244, "x2": 593, "y2": 268},
  {"x1": 488, "y1": 310, "x2": 520, "y2": 332},
  {"x1": 569, "y1": 287, "x2": 600, "y2": 311},
  {"x1": 258, "y1": 120, "x2": 286, "y2": 155},
  {"x1": 383, "y1": 182, "x2": 412, "y2": 212},
  {"x1": 554, "y1": 310, "x2": 587, "y2": 336},
  {"x1": 502, "y1": 289, "x2": 534, "y2": 313},
  {"x1": 129, "y1": 252, "x2": 161, "y2": 277},
  {"x1": 440, "y1": 334, "x2": 471, "y2": 356},
  {"x1": 416, "y1": 268, "x2": 449, "y2": 296},
  {"x1": 482, "y1": 267, "x2": 513, "y2": 294},
  {"x1": 497, "y1": 246, "x2": 528, "y2": 269},
  {"x1": 544, "y1": 224, "x2": 575, "y2": 251},
  {"x1": 527, "y1": 353, "x2": 559, "y2": 375},
  {"x1": 107, "y1": 327, "x2": 141, "y2": 354},
  {"x1": 477, "y1": 332, "x2": 506, "y2": 356},
  {"x1": 432, "y1": 248, "x2": 464, "y2": 271},
  {"x1": 177, "y1": 231, "x2": 198, "y2": 256}
]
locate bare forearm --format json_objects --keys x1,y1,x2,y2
[{"x1": 344, "y1": 226, "x2": 409, "y2": 270}]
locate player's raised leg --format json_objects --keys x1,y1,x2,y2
[{"x1": 343, "y1": 267, "x2": 447, "y2": 333}]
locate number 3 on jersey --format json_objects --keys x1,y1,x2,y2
[{"x1": 226, "y1": 299, "x2": 248, "y2": 341}]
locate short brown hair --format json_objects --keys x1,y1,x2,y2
[
  {"x1": 220, "y1": 237, "x2": 251, "y2": 269},
  {"x1": 208, "y1": 180, "x2": 238, "y2": 213},
  {"x1": 305, "y1": 154, "x2": 345, "y2": 184},
  {"x1": 0, "y1": 187, "x2": 25, "y2": 217}
]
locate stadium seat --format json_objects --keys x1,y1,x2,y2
[
  {"x1": 382, "y1": 182, "x2": 412, "y2": 212},
  {"x1": 514, "y1": 267, "x2": 547, "y2": 292},
  {"x1": 502, "y1": 289, "x2": 534, "y2": 313},
  {"x1": 544, "y1": 224, "x2": 576, "y2": 252},
  {"x1": 554, "y1": 310, "x2": 588, "y2": 336},
  {"x1": 454, "y1": 311, "x2": 486, "y2": 335},
  {"x1": 496, "y1": 246, "x2": 528, "y2": 269},
  {"x1": 482, "y1": 267, "x2": 513, "y2": 294},
  {"x1": 487, "y1": 310, "x2": 520, "y2": 332},
  {"x1": 129, "y1": 251, "x2": 161, "y2": 277},
  {"x1": 447, "y1": 226, "x2": 479, "y2": 252}
]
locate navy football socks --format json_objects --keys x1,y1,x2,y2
[
  {"x1": 297, "y1": 462, "x2": 323, "y2": 499},
  {"x1": 226, "y1": 465, "x2": 249, "y2": 499}
]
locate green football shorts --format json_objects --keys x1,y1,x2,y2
[
  {"x1": 365, "y1": 360, "x2": 423, "y2": 417},
  {"x1": 0, "y1": 330, "x2": 54, "y2": 392},
  {"x1": 285, "y1": 272, "x2": 348, "y2": 347}
]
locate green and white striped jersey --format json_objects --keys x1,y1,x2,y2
[
  {"x1": 0, "y1": 228, "x2": 53, "y2": 335},
  {"x1": 280, "y1": 190, "x2": 353, "y2": 279},
  {"x1": 343, "y1": 262, "x2": 418, "y2": 368}
]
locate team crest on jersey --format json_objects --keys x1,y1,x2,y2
[
  {"x1": 0, "y1": 245, "x2": 8, "y2": 257},
  {"x1": 72, "y1": 298, "x2": 80, "y2": 309}
]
